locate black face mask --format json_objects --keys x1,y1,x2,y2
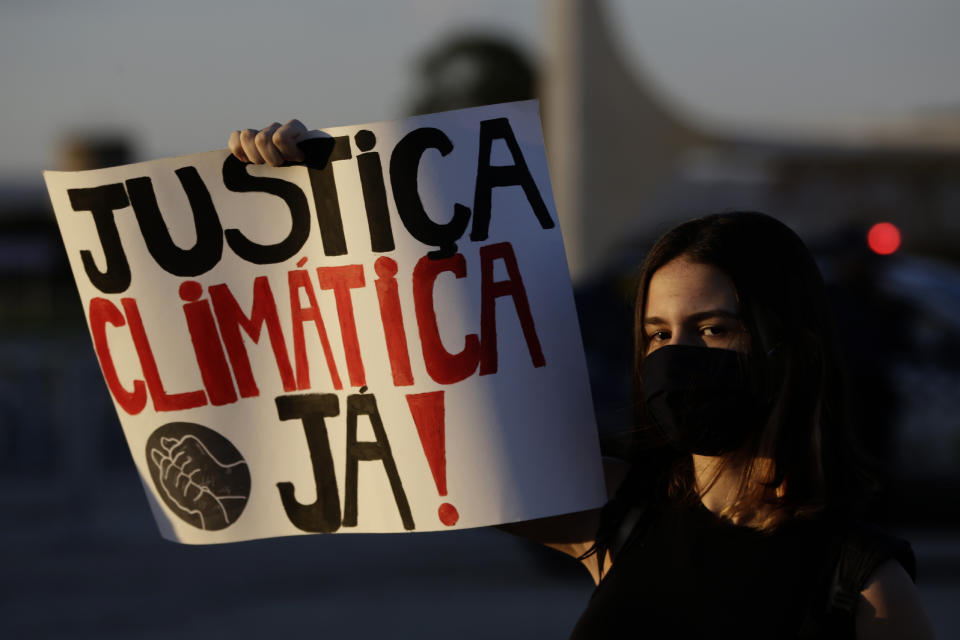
[{"x1": 641, "y1": 345, "x2": 766, "y2": 456}]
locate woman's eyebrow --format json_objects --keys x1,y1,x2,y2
[
  {"x1": 642, "y1": 309, "x2": 738, "y2": 326},
  {"x1": 687, "y1": 309, "x2": 739, "y2": 323}
]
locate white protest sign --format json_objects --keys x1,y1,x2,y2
[{"x1": 43, "y1": 101, "x2": 605, "y2": 544}]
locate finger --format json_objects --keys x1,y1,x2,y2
[
  {"x1": 186, "y1": 480, "x2": 202, "y2": 502},
  {"x1": 273, "y1": 119, "x2": 308, "y2": 162},
  {"x1": 255, "y1": 123, "x2": 284, "y2": 167},
  {"x1": 181, "y1": 456, "x2": 199, "y2": 475},
  {"x1": 149, "y1": 448, "x2": 165, "y2": 469},
  {"x1": 228, "y1": 130, "x2": 249, "y2": 162},
  {"x1": 161, "y1": 456, "x2": 175, "y2": 481},
  {"x1": 239, "y1": 129, "x2": 264, "y2": 164},
  {"x1": 171, "y1": 448, "x2": 187, "y2": 468},
  {"x1": 176, "y1": 470, "x2": 191, "y2": 494},
  {"x1": 160, "y1": 436, "x2": 179, "y2": 453}
]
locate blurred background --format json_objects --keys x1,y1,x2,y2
[{"x1": 2, "y1": 0, "x2": 959, "y2": 637}]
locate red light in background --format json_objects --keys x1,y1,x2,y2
[{"x1": 867, "y1": 222, "x2": 901, "y2": 255}]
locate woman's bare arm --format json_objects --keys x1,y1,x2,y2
[
  {"x1": 496, "y1": 508, "x2": 602, "y2": 560},
  {"x1": 856, "y1": 559, "x2": 936, "y2": 640},
  {"x1": 495, "y1": 457, "x2": 629, "y2": 581}
]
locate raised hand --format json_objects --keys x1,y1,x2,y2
[{"x1": 228, "y1": 118, "x2": 314, "y2": 166}]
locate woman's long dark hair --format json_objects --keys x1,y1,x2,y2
[{"x1": 588, "y1": 212, "x2": 878, "y2": 569}]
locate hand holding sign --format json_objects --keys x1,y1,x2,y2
[{"x1": 228, "y1": 118, "x2": 313, "y2": 166}]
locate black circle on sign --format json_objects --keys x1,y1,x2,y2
[{"x1": 145, "y1": 422, "x2": 251, "y2": 531}]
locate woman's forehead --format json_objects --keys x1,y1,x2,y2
[{"x1": 644, "y1": 257, "x2": 738, "y2": 319}]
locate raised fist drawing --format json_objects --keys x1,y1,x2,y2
[{"x1": 145, "y1": 423, "x2": 251, "y2": 531}]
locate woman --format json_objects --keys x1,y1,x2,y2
[
  {"x1": 229, "y1": 121, "x2": 935, "y2": 639},
  {"x1": 565, "y1": 212, "x2": 933, "y2": 639}
]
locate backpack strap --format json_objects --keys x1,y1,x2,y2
[{"x1": 798, "y1": 523, "x2": 917, "y2": 638}]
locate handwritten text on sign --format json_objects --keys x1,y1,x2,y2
[{"x1": 44, "y1": 101, "x2": 605, "y2": 543}]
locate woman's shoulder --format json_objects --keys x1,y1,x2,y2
[
  {"x1": 856, "y1": 557, "x2": 935, "y2": 640},
  {"x1": 803, "y1": 517, "x2": 934, "y2": 639},
  {"x1": 836, "y1": 521, "x2": 917, "y2": 582}
]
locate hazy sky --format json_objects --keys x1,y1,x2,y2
[{"x1": 3, "y1": 0, "x2": 958, "y2": 179}]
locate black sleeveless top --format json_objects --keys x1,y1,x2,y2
[{"x1": 569, "y1": 501, "x2": 913, "y2": 639}]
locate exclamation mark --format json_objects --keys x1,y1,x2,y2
[{"x1": 406, "y1": 391, "x2": 459, "y2": 526}]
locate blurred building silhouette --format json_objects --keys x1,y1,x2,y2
[
  {"x1": 0, "y1": 134, "x2": 134, "y2": 483},
  {"x1": 59, "y1": 133, "x2": 133, "y2": 173},
  {"x1": 408, "y1": 34, "x2": 537, "y2": 116},
  {"x1": 543, "y1": 0, "x2": 960, "y2": 280}
]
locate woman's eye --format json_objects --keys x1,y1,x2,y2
[
  {"x1": 701, "y1": 326, "x2": 727, "y2": 337},
  {"x1": 649, "y1": 330, "x2": 670, "y2": 342}
]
